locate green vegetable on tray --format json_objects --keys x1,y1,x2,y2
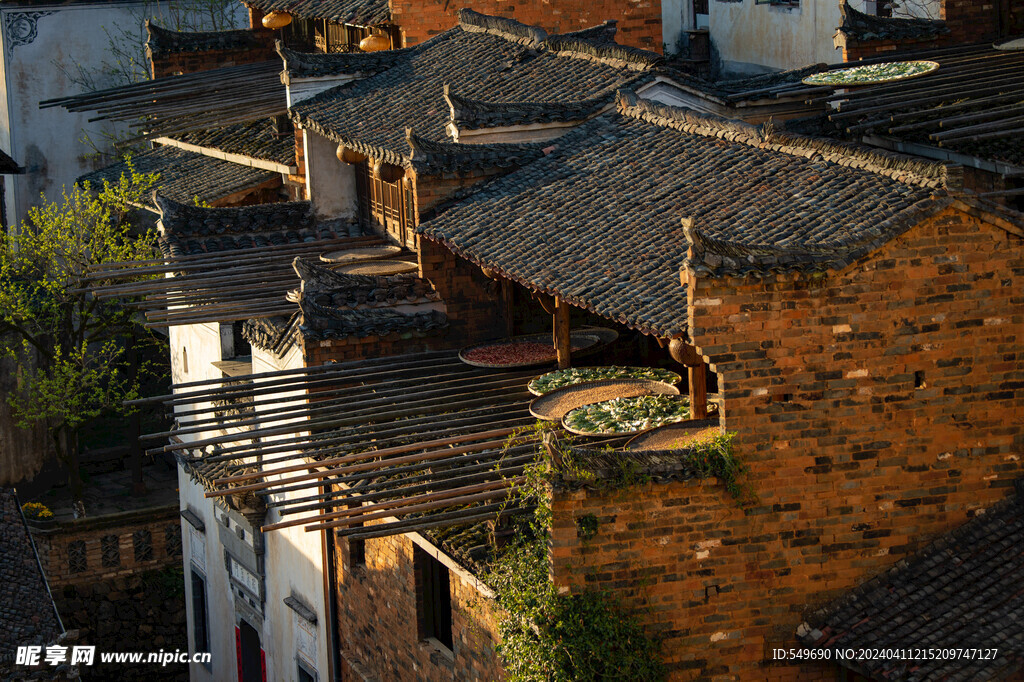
[
  {"x1": 563, "y1": 395, "x2": 691, "y2": 435},
  {"x1": 528, "y1": 366, "x2": 681, "y2": 395},
  {"x1": 802, "y1": 60, "x2": 938, "y2": 86}
]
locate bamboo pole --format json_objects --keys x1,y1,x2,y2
[
  {"x1": 265, "y1": 476, "x2": 526, "y2": 532},
  {"x1": 303, "y1": 486, "x2": 521, "y2": 532},
  {"x1": 212, "y1": 428, "x2": 520, "y2": 485},
  {"x1": 204, "y1": 437, "x2": 516, "y2": 497}
]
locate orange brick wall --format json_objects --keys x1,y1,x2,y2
[
  {"x1": 392, "y1": 0, "x2": 663, "y2": 51},
  {"x1": 333, "y1": 531, "x2": 504, "y2": 681},
  {"x1": 548, "y1": 206, "x2": 1024, "y2": 680}
]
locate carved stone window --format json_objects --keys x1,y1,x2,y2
[
  {"x1": 101, "y1": 534, "x2": 121, "y2": 568},
  {"x1": 68, "y1": 540, "x2": 88, "y2": 574},
  {"x1": 133, "y1": 529, "x2": 153, "y2": 563}
]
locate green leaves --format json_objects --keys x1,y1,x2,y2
[
  {"x1": 0, "y1": 166, "x2": 159, "y2": 438},
  {"x1": 486, "y1": 540, "x2": 665, "y2": 682}
]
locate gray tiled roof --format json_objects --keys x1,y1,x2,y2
[
  {"x1": 0, "y1": 489, "x2": 62, "y2": 659},
  {"x1": 419, "y1": 92, "x2": 948, "y2": 337},
  {"x1": 291, "y1": 10, "x2": 659, "y2": 168},
  {"x1": 293, "y1": 258, "x2": 446, "y2": 339},
  {"x1": 145, "y1": 20, "x2": 271, "y2": 56},
  {"x1": 837, "y1": 1, "x2": 949, "y2": 43},
  {"x1": 799, "y1": 488, "x2": 1024, "y2": 681},
  {"x1": 278, "y1": 43, "x2": 403, "y2": 79},
  {"x1": 154, "y1": 194, "x2": 358, "y2": 257},
  {"x1": 79, "y1": 147, "x2": 278, "y2": 211},
  {"x1": 244, "y1": 0, "x2": 389, "y2": 26},
  {"x1": 444, "y1": 84, "x2": 611, "y2": 130},
  {"x1": 171, "y1": 118, "x2": 296, "y2": 166}
]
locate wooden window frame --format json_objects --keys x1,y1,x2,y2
[{"x1": 414, "y1": 546, "x2": 453, "y2": 651}]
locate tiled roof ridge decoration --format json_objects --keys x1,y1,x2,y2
[
  {"x1": 443, "y1": 83, "x2": 611, "y2": 130},
  {"x1": 544, "y1": 36, "x2": 663, "y2": 71},
  {"x1": 155, "y1": 193, "x2": 315, "y2": 238},
  {"x1": 406, "y1": 126, "x2": 547, "y2": 173},
  {"x1": 548, "y1": 20, "x2": 618, "y2": 45},
  {"x1": 276, "y1": 40, "x2": 406, "y2": 80},
  {"x1": 797, "y1": 485, "x2": 1024, "y2": 681},
  {"x1": 457, "y1": 8, "x2": 548, "y2": 47},
  {"x1": 837, "y1": 0, "x2": 950, "y2": 42},
  {"x1": 242, "y1": 313, "x2": 300, "y2": 356},
  {"x1": 298, "y1": 300, "x2": 448, "y2": 339},
  {"x1": 616, "y1": 90, "x2": 954, "y2": 189},
  {"x1": 244, "y1": 0, "x2": 390, "y2": 27},
  {"x1": 683, "y1": 195, "x2": 953, "y2": 278},
  {"x1": 145, "y1": 19, "x2": 270, "y2": 56}
]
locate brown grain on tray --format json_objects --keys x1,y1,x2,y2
[
  {"x1": 627, "y1": 424, "x2": 719, "y2": 451},
  {"x1": 529, "y1": 379, "x2": 679, "y2": 421}
]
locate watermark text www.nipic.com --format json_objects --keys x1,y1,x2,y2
[{"x1": 16, "y1": 646, "x2": 211, "y2": 667}]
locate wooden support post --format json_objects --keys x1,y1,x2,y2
[
  {"x1": 688, "y1": 363, "x2": 708, "y2": 420},
  {"x1": 553, "y1": 296, "x2": 571, "y2": 369}
]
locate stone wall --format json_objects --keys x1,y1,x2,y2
[
  {"x1": 333, "y1": 530, "x2": 503, "y2": 681},
  {"x1": 392, "y1": 0, "x2": 663, "y2": 51},
  {"x1": 547, "y1": 205, "x2": 1024, "y2": 680},
  {"x1": 55, "y1": 568, "x2": 188, "y2": 682}
]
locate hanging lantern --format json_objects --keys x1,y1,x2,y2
[
  {"x1": 359, "y1": 31, "x2": 391, "y2": 53},
  {"x1": 373, "y1": 159, "x2": 405, "y2": 183},
  {"x1": 262, "y1": 11, "x2": 292, "y2": 29},
  {"x1": 336, "y1": 144, "x2": 367, "y2": 164},
  {"x1": 668, "y1": 337, "x2": 702, "y2": 366}
]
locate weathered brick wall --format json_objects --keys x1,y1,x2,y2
[
  {"x1": 149, "y1": 36, "x2": 276, "y2": 79},
  {"x1": 418, "y1": 238, "x2": 508, "y2": 346},
  {"x1": 392, "y1": 0, "x2": 663, "y2": 51},
  {"x1": 301, "y1": 329, "x2": 450, "y2": 365},
  {"x1": 31, "y1": 506, "x2": 182, "y2": 587},
  {"x1": 334, "y1": 532, "x2": 503, "y2": 681},
  {"x1": 548, "y1": 206, "x2": 1023, "y2": 680}
]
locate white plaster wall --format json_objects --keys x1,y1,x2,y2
[
  {"x1": 251, "y1": 343, "x2": 331, "y2": 682},
  {"x1": 710, "y1": 0, "x2": 843, "y2": 75},
  {"x1": 0, "y1": 2, "x2": 153, "y2": 229},
  {"x1": 303, "y1": 128, "x2": 357, "y2": 219},
  {"x1": 179, "y1": 471, "x2": 237, "y2": 681}
]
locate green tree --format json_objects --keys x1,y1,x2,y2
[{"x1": 0, "y1": 169, "x2": 162, "y2": 514}]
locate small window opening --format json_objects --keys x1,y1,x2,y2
[
  {"x1": 914, "y1": 371, "x2": 926, "y2": 389},
  {"x1": 415, "y1": 546, "x2": 453, "y2": 650}
]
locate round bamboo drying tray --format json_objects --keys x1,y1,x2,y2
[
  {"x1": 994, "y1": 38, "x2": 1024, "y2": 50},
  {"x1": 320, "y1": 245, "x2": 403, "y2": 264},
  {"x1": 334, "y1": 259, "x2": 418, "y2": 276},
  {"x1": 625, "y1": 418, "x2": 721, "y2": 451},
  {"x1": 530, "y1": 379, "x2": 679, "y2": 422},
  {"x1": 801, "y1": 60, "x2": 938, "y2": 86},
  {"x1": 561, "y1": 395, "x2": 692, "y2": 437},
  {"x1": 458, "y1": 333, "x2": 599, "y2": 369},
  {"x1": 528, "y1": 366, "x2": 682, "y2": 396}
]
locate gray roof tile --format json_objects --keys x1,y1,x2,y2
[
  {"x1": 290, "y1": 10, "x2": 659, "y2": 167},
  {"x1": 0, "y1": 489, "x2": 62, "y2": 659},
  {"x1": 244, "y1": 0, "x2": 389, "y2": 26},
  {"x1": 419, "y1": 93, "x2": 948, "y2": 336},
  {"x1": 79, "y1": 147, "x2": 278, "y2": 210},
  {"x1": 800, "y1": 489, "x2": 1024, "y2": 681}
]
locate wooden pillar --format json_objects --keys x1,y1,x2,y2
[
  {"x1": 688, "y1": 363, "x2": 708, "y2": 419},
  {"x1": 553, "y1": 296, "x2": 571, "y2": 369},
  {"x1": 668, "y1": 337, "x2": 707, "y2": 419}
]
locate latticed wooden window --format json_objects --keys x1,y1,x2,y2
[
  {"x1": 354, "y1": 161, "x2": 412, "y2": 247},
  {"x1": 133, "y1": 529, "x2": 153, "y2": 563},
  {"x1": 101, "y1": 534, "x2": 121, "y2": 568},
  {"x1": 165, "y1": 524, "x2": 182, "y2": 557},
  {"x1": 68, "y1": 540, "x2": 87, "y2": 574}
]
